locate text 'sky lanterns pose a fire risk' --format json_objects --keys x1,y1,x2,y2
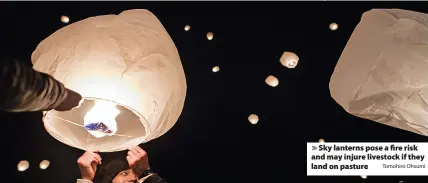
[
  {"x1": 329, "y1": 9, "x2": 428, "y2": 136},
  {"x1": 31, "y1": 9, "x2": 187, "y2": 152}
]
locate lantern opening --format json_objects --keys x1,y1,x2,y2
[
  {"x1": 43, "y1": 97, "x2": 148, "y2": 152},
  {"x1": 84, "y1": 100, "x2": 120, "y2": 138}
]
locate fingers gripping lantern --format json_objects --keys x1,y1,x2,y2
[{"x1": 31, "y1": 9, "x2": 187, "y2": 152}]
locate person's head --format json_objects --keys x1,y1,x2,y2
[{"x1": 94, "y1": 158, "x2": 138, "y2": 183}]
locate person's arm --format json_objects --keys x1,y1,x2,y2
[
  {"x1": 0, "y1": 58, "x2": 80, "y2": 112},
  {"x1": 76, "y1": 179, "x2": 93, "y2": 183},
  {"x1": 139, "y1": 173, "x2": 167, "y2": 183}
]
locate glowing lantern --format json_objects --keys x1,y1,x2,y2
[
  {"x1": 207, "y1": 32, "x2": 214, "y2": 40},
  {"x1": 318, "y1": 138, "x2": 325, "y2": 143},
  {"x1": 329, "y1": 9, "x2": 428, "y2": 136},
  {"x1": 17, "y1": 160, "x2": 29, "y2": 172},
  {"x1": 184, "y1": 25, "x2": 191, "y2": 31},
  {"x1": 212, "y1": 66, "x2": 220, "y2": 72},
  {"x1": 39, "y1": 160, "x2": 50, "y2": 170},
  {"x1": 248, "y1": 114, "x2": 259, "y2": 124},
  {"x1": 31, "y1": 9, "x2": 187, "y2": 152},
  {"x1": 280, "y1": 51, "x2": 299, "y2": 68},
  {"x1": 361, "y1": 175, "x2": 367, "y2": 179},
  {"x1": 61, "y1": 16, "x2": 69, "y2": 23},
  {"x1": 329, "y1": 23, "x2": 338, "y2": 30},
  {"x1": 265, "y1": 75, "x2": 279, "y2": 87}
]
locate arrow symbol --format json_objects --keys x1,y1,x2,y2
[{"x1": 312, "y1": 146, "x2": 317, "y2": 150}]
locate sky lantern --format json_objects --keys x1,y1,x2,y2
[
  {"x1": 31, "y1": 9, "x2": 187, "y2": 152},
  {"x1": 61, "y1": 15, "x2": 69, "y2": 23},
  {"x1": 212, "y1": 66, "x2": 220, "y2": 72},
  {"x1": 318, "y1": 138, "x2": 325, "y2": 143},
  {"x1": 39, "y1": 160, "x2": 50, "y2": 170},
  {"x1": 17, "y1": 160, "x2": 29, "y2": 172},
  {"x1": 361, "y1": 175, "x2": 367, "y2": 179},
  {"x1": 329, "y1": 22, "x2": 338, "y2": 30},
  {"x1": 329, "y1": 9, "x2": 428, "y2": 137},
  {"x1": 248, "y1": 114, "x2": 259, "y2": 125},
  {"x1": 265, "y1": 75, "x2": 279, "y2": 87},
  {"x1": 207, "y1": 32, "x2": 214, "y2": 40},
  {"x1": 280, "y1": 51, "x2": 299, "y2": 68},
  {"x1": 184, "y1": 25, "x2": 191, "y2": 31}
]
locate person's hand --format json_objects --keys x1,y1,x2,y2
[
  {"x1": 55, "y1": 88, "x2": 83, "y2": 111},
  {"x1": 127, "y1": 146, "x2": 150, "y2": 177},
  {"x1": 77, "y1": 151, "x2": 102, "y2": 181}
]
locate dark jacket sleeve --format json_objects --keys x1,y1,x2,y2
[
  {"x1": 143, "y1": 174, "x2": 168, "y2": 183},
  {"x1": 0, "y1": 59, "x2": 68, "y2": 112}
]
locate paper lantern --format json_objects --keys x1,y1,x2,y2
[
  {"x1": 248, "y1": 114, "x2": 259, "y2": 124},
  {"x1": 31, "y1": 9, "x2": 187, "y2": 152},
  {"x1": 207, "y1": 32, "x2": 214, "y2": 40},
  {"x1": 329, "y1": 23, "x2": 338, "y2": 30},
  {"x1": 212, "y1": 66, "x2": 220, "y2": 72},
  {"x1": 318, "y1": 138, "x2": 325, "y2": 143},
  {"x1": 329, "y1": 9, "x2": 428, "y2": 136},
  {"x1": 361, "y1": 175, "x2": 367, "y2": 179},
  {"x1": 17, "y1": 160, "x2": 29, "y2": 172},
  {"x1": 265, "y1": 75, "x2": 279, "y2": 87},
  {"x1": 39, "y1": 160, "x2": 50, "y2": 170},
  {"x1": 184, "y1": 25, "x2": 191, "y2": 31},
  {"x1": 280, "y1": 51, "x2": 299, "y2": 68},
  {"x1": 61, "y1": 15, "x2": 69, "y2": 23}
]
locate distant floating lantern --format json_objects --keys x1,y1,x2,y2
[
  {"x1": 319, "y1": 138, "x2": 325, "y2": 143},
  {"x1": 212, "y1": 66, "x2": 220, "y2": 72},
  {"x1": 39, "y1": 160, "x2": 50, "y2": 170},
  {"x1": 206, "y1": 32, "x2": 214, "y2": 40},
  {"x1": 248, "y1": 114, "x2": 259, "y2": 124},
  {"x1": 329, "y1": 23, "x2": 338, "y2": 30},
  {"x1": 32, "y1": 9, "x2": 187, "y2": 152},
  {"x1": 361, "y1": 175, "x2": 367, "y2": 179},
  {"x1": 280, "y1": 51, "x2": 299, "y2": 68},
  {"x1": 265, "y1": 75, "x2": 279, "y2": 87},
  {"x1": 17, "y1": 160, "x2": 29, "y2": 172},
  {"x1": 61, "y1": 15, "x2": 69, "y2": 23},
  {"x1": 184, "y1": 25, "x2": 191, "y2": 31}
]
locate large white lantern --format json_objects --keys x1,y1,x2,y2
[
  {"x1": 329, "y1": 9, "x2": 428, "y2": 136},
  {"x1": 31, "y1": 9, "x2": 187, "y2": 152}
]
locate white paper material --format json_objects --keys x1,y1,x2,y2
[
  {"x1": 329, "y1": 9, "x2": 428, "y2": 136},
  {"x1": 31, "y1": 9, "x2": 187, "y2": 152}
]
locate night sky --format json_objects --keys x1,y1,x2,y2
[{"x1": 1, "y1": 1, "x2": 428, "y2": 183}]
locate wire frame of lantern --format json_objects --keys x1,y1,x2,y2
[
  {"x1": 329, "y1": 23, "x2": 338, "y2": 31},
  {"x1": 280, "y1": 51, "x2": 299, "y2": 68},
  {"x1": 61, "y1": 16, "x2": 70, "y2": 23},
  {"x1": 206, "y1": 32, "x2": 214, "y2": 40},
  {"x1": 265, "y1": 75, "x2": 279, "y2": 87},
  {"x1": 17, "y1": 160, "x2": 29, "y2": 172},
  {"x1": 248, "y1": 114, "x2": 259, "y2": 125},
  {"x1": 39, "y1": 160, "x2": 50, "y2": 170},
  {"x1": 31, "y1": 9, "x2": 187, "y2": 152},
  {"x1": 184, "y1": 25, "x2": 191, "y2": 31},
  {"x1": 212, "y1": 66, "x2": 220, "y2": 72}
]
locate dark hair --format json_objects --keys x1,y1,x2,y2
[{"x1": 93, "y1": 157, "x2": 134, "y2": 183}]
